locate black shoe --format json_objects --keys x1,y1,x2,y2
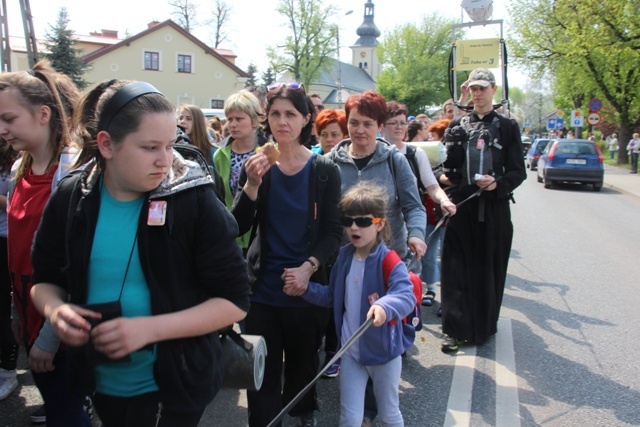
[
  {"x1": 30, "y1": 406, "x2": 46, "y2": 424},
  {"x1": 441, "y1": 335, "x2": 459, "y2": 352},
  {"x1": 421, "y1": 291, "x2": 436, "y2": 307},
  {"x1": 297, "y1": 412, "x2": 317, "y2": 427},
  {"x1": 437, "y1": 307, "x2": 443, "y2": 317}
]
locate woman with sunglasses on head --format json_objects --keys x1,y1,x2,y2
[
  {"x1": 232, "y1": 82, "x2": 342, "y2": 427},
  {"x1": 30, "y1": 80, "x2": 251, "y2": 426}
]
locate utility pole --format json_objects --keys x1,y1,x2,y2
[
  {"x1": 0, "y1": 0, "x2": 11, "y2": 71},
  {"x1": 336, "y1": 10, "x2": 353, "y2": 105},
  {"x1": 20, "y1": 0, "x2": 38, "y2": 67}
]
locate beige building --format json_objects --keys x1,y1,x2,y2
[{"x1": 82, "y1": 20, "x2": 249, "y2": 109}]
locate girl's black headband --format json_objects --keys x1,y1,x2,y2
[{"x1": 97, "y1": 81, "x2": 162, "y2": 131}]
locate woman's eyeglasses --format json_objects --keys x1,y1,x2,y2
[
  {"x1": 340, "y1": 216, "x2": 382, "y2": 228},
  {"x1": 267, "y1": 82, "x2": 304, "y2": 92}
]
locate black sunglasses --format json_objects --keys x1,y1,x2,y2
[{"x1": 340, "y1": 216, "x2": 382, "y2": 228}]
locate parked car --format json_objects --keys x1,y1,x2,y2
[
  {"x1": 201, "y1": 108, "x2": 225, "y2": 119},
  {"x1": 521, "y1": 136, "x2": 532, "y2": 156},
  {"x1": 526, "y1": 138, "x2": 554, "y2": 171},
  {"x1": 536, "y1": 139, "x2": 604, "y2": 191}
]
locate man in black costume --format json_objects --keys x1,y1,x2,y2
[{"x1": 440, "y1": 68, "x2": 526, "y2": 352}]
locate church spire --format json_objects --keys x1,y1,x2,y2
[{"x1": 354, "y1": 1, "x2": 380, "y2": 47}]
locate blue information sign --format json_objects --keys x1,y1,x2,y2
[
  {"x1": 556, "y1": 118, "x2": 565, "y2": 129},
  {"x1": 547, "y1": 118, "x2": 557, "y2": 129}
]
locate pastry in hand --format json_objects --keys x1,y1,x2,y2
[{"x1": 256, "y1": 142, "x2": 281, "y2": 165}]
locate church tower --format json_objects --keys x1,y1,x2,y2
[{"x1": 351, "y1": 1, "x2": 381, "y2": 79}]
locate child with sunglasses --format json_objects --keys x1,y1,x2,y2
[{"x1": 285, "y1": 181, "x2": 415, "y2": 426}]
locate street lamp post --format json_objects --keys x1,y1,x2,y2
[{"x1": 337, "y1": 10, "x2": 353, "y2": 105}]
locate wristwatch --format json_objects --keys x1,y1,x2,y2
[{"x1": 305, "y1": 258, "x2": 319, "y2": 272}]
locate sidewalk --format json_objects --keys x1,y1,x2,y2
[{"x1": 603, "y1": 163, "x2": 640, "y2": 199}]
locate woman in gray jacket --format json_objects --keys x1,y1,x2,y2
[{"x1": 326, "y1": 90, "x2": 427, "y2": 260}]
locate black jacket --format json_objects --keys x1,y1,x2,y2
[
  {"x1": 31, "y1": 147, "x2": 251, "y2": 413},
  {"x1": 231, "y1": 153, "x2": 342, "y2": 287}
]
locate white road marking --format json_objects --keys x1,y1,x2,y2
[
  {"x1": 444, "y1": 344, "x2": 476, "y2": 427},
  {"x1": 496, "y1": 317, "x2": 521, "y2": 427},
  {"x1": 444, "y1": 317, "x2": 520, "y2": 427}
]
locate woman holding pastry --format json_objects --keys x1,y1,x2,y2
[{"x1": 231, "y1": 83, "x2": 342, "y2": 427}]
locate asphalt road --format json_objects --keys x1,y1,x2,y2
[{"x1": 2, "y1": 170, "x2": 640, "y2": 427}]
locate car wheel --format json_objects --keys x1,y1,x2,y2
[
  {"x1": 544, "y1": 175, "x2": 553, "y2": 189},
  {"x1": 537, "y1": 172, "x2": 543, "y2": 183},
  {"x1": 593, "y1": 183, "x2": 602, "y2": 192}
]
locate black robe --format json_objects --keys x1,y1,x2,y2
[{"x1": 441, "y1": 110, "x2": 526, "y2": 344}]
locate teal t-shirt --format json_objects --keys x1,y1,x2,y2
[{"x1": 87, "y1": 183, "x2": 158, "y2": 397}]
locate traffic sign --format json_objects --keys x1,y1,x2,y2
[
  {"x1": 570, "y1": 111, "x2": 584, "y2": 127},
  {"x1": 557, "y1": 111, "x2": 564, "y2": 118},
  {"x1": 556, "y1": 118, "x2": 565, "y2": 129},
  {"x1": 589, "y1": 98, "x2": 603, "y2": 112},
  {"x1": 587, "y1": 112, "x2": 601, "y2": 126},
  {"x1": 547, "y1": 118, "x2": 557, "y2": 129}
]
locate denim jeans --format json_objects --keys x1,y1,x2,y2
[
  {"x1": 339, "y1": 354, "x2": 404, "y2": 427},
  {"x1": 421, "y1": 225, "x2": 446, "y2": 292},
  {"x1": 631, "y1": 152, "x2": 638, "y2": 173}
]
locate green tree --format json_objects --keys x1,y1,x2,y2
[
  {"x1": 376, "y1": 14, "x2": 457, "y2": 114},
  {"x1": 261, "y1": 67, "x2": 276, "y2": 87},
  {"x1": 267, "y1": 0, "x2": 337, "y2": 87},
  {"x1": 44, "y1": 7, "x2": 88, "y2": 90},
  {"x1": 509, "y1": 0, "x2": 640, "y2": 163},
  {"x1": 245, "y1": 63, "x2": 258, "y2": 87}
]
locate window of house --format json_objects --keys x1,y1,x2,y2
[
  {"x1": 144, "y1": 51, "x2": 160, "y2": 70},
  {"x1": 178, "y1": 54, "x2": 192, "y2": 73},
  {"x1": 210, "y1": 99, "x2": 224, "y2": 109}
]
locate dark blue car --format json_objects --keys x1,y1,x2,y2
[
  {"x1": 536, "y1": 139, "x2": 604, "y2": 191},
  {"x1": 526, "y1": 138, "x2": 554, "y2": 171}
]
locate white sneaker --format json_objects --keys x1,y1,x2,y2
[{"x1": 0, "y1": 368, "x2": 18, "y2": 400}]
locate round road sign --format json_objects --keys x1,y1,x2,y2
[
  {"x1": 589, "y1": 98, "x2": 603, "y2": 112},
  {"x1": 587, "y1": 112, "x2": 601, "y2": 126}
]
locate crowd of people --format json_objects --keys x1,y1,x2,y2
[{"x1": 0, "y1": 63, "x2": 526, "y2": 426}]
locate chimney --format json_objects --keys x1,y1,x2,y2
[
  {"x1": 148, "y1": 21, "x2": 160, "y2": 29},
  {"x1": 101, "y1": 29, "x2": 118, "y2": 38}
]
